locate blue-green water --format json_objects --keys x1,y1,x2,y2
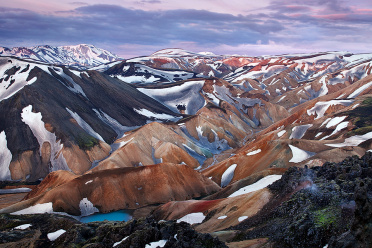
[{"x1": 80, "y1": 210, "x2": 133, "y2": 223}]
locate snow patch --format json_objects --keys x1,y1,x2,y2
[
  {"x1": 145, "y1": 240, "x2": 167, "y2": 248},
  {"x1": 21, "y1": 105, "x2": 69, "y2": 172},
  {"x1": 14, "y1": 224, "x2": 32, "y2": 230},
  {"x1": 315, "y1": 132, "x2": 323, "y2": 138},
  {"x1": 326, "y1": 116, "x2": 347, "y2": 128},
  {"x1": 52, "y1": 67, "x2": 87, "y2": 97},
  {"x1": 326, "y1": 132, "x2": 372, "y2": 147},
  {"x1": 79, "y1": 197, "x2": 99, "y2": 217},
  {"x1": 113, "y1": 236, "x2": 129, "y2": 247},
  {"x1": 277, "y1": 130, "x2": 286, "y2": 137},
  {"x1": 238, "y1": 216, "x2": 248, "y2": 222},
  {"x1": 288, "y1": 144, "x2": 315, "y2": 163},
  {"x1": 221, "y1": 164, "x2": 237, "y2": 187},
  {"x1": 307, "y1": 100, "x2": 353, "y2": 119},
  {"x1": 218, "y1": 215, "x2": 227, "y2": 220},
  {"x1": 93, "y1": 109, "x2": 135, "y2": 138},
  {"x1": 177, "y1": 212, "x2": 205, "y2": 225},
  {"x1": 134, "y1": 108, "x2": 180, "y2": 121},
  {"x1": 0, "y1": 60, "x2": 39, "y2": 102},
  {"x1": 12, "y1": 202, "x2": 54, "y2": 215},
  {"x1": 117, "y1": 137, "x2": 134, "y2": 149},
  {"x1": 320, "y1": 121, "x2": 349, "y2": 140},
  {"x1": 289, "y1": 124, "x2": 312, "y2": 139},
  {"x1": 0, "y1": 131, "x2": 12, "y2": 180},
  {"x1": 246, "y1": 149, "x2": 261, "y2": 156},
  {"x1": 47, "y1": 229, "x2": 66, "y2": 241},
  {"x1": 85, "y1": 180, "x2": 93, "y2": 185},
  {"x1": 228, "y1": 175, "x2": 282, "y2": 198},
  {"x1": 138, "y1": 80, "x2": 206, "y2": 115},
  {"x1": 349, "y1": 81, "x2": 372, "y2": 98}
]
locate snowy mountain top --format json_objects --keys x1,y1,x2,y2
[
  {"x1": 151, "y1": 48, "x2": 216, "y2": 57},
  {"x1": 0, "y1": 44, "x2": 122, "y2": 69}
]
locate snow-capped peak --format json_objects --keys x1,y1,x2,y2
[
  {"x1": 151, "y1": 48, "x2": 201, "y2": 57},
  {"x1": 0, "y1": 44, "x2": 122, "y2": 69}
]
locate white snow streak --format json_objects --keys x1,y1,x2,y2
[
  {"x1": 228, "y1": 175, "x2": 282, "y2": 198},
  {"x1": 21, "y1": 105, "x2": 69, "y2": 172},
  {"x1": 221, "y1": 164, "x2": 237, "y2": 187},
  {"x1": 246, "y1": 149, "x2": 261, "y2": 156},
  {"x1": 134, "y1": 108, "x2": 180, "y2": 121},
  {"x1": 113, "y1": 236, "x2": 129, "y2": 247},
  {"x1": 66, "y1": 108, "x2": 104, "y2": 142},
  {"x1": 277, "y1": 130, "x2": 286, "y2": 137},
  {"x1": 0, "y1": 131, "x2": 12, "y2": 180},
  {"x1": 349, "y1": 81, "x2": 372, "y2": 98},
  {"x1": 326, "y1": 132, "x2": 372, "y2": 147}
]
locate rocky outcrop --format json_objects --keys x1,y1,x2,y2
[
  {"x1": 227, "y1": 152, "x2": 372, "y2": 248},
  {"x1": 0, "y1": 214, "x2": 227, "y2": 248}
]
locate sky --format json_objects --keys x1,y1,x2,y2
[{"x1": 1, "y1": 0, "x2": 372, "y2": 58}]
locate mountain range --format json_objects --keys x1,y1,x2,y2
[
  {"x1": 0, "y1": 44, "x2": 122, "y2": 69},
  {"x1": 0, "y1": 45, "x2": 372, "y2": 247}
]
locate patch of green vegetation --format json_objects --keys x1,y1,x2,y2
[
  {"x1": 361, "y1": 97, "x2": 372, "y2": 106},
  {"x1": 313, "y1": 207, "x2": 340, "y2": 228},
  {"x1": 350, "y1": 126, "x2": 372, "y2": 135},
  {"x1": 345, "y1": 97, "x2": 372, "y2": 135},
  {"x1": 76, "y1": 134, "x2": 99, "y2": 150}
]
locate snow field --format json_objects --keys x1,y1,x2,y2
[{"x1": 177, "y1": 212, "x2": 205, "y2": 225}]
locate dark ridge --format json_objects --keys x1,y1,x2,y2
[{"x1": 228, "y1": 152, "x2": 372, "y2": 248}]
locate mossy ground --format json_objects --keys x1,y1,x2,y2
[{"x1": 346, "y1": 97, "x2": 372, "y2": 136}]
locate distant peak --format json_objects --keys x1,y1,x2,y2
[{"x1": 151, "y1": 48, "x2": 199, "y2": 57}]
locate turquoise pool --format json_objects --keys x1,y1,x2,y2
[{"x1": 80, "y1": 210, "x2": 133, "y2": 223}]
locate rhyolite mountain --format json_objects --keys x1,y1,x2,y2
[
  {"x1": 0, "y1": 44, "x2": 122, "y2": 69},
  {"x1": 1, "y1": 46, "x2": 372, "y2": 247},
  {"x1": 0, "y1": 56, "x2": 180, "y2": 181}
]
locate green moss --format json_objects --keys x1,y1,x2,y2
[
  {"x1": 314, "y1": 208, "x2": 339, "y2": 228},
  {"x1": 350, "y1": 126, "x2": 372, "y2": 135},
  {"x1": 75, "y1": 134, "x2": 99, "y2": 150},
  {"x1": 345, "y1": 97, "x2": 372, "y2": 135},
  {"x1": 361, "y1": 97, "x2": 372, "y2": 106}
]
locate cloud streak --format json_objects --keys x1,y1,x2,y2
[{"x1": 0, "y1": 0, "x2": 371, "y2": 57}]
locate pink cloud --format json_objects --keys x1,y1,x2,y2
[
  {"x1": 311, "y1": 13, "x2": 348, "y2": 20},
  {"x1": 356, "y1": 8, "x2": 372, "y2": 12}
]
